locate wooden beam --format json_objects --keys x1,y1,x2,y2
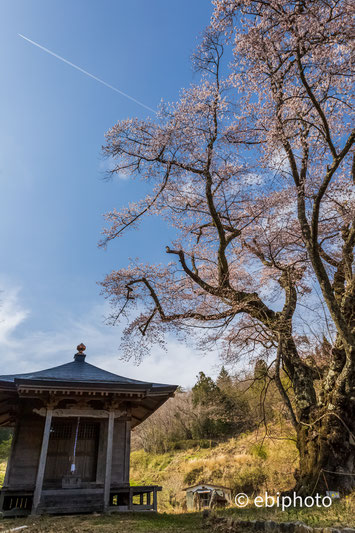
[
  {"x1": 31, "y1": 408, "x2": 53, "y2": 514},
  {"x1": 33, "y1": 407, "x2": 127, "y2": 418},
  {"x1": 103, "y1": 410, "x2": 115, "y2": 511},
  {"x1": 0, "y1": 416, "x2": 14, "y2": 427}
]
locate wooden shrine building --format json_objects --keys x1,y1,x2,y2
[{"x1": 0, "y1": 344, "x2": 177, "y2": 516}]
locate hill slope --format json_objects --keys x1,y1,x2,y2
[{"x1": 130, "y1": 426, "x2": 299, "y2": 511}]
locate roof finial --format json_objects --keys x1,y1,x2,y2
[{"x1": 74, "y1": 343, "x2": 86, "y2": 362}]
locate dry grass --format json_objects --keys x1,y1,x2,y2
[{"x1": 130, "y1": 425, "x2": 299, "y2": 511}]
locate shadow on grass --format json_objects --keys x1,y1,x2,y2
[{"x1": 15, "y1": 510, "x2": 207, "y2": 533}]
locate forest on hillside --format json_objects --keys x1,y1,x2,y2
[
  {"x1": 133, "y1": 332, "x2": 333, "y2": 456},
  {"x1": 132, "y1": 364, "x2": 294, "y2": 455}
]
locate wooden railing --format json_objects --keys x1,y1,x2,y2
[{"x1": 110, "y1": 485, "x2": 162, "y2": 512}]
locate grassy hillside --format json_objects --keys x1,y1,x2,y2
[
  {"x1": 129, "y1": 426, "x2": 355, "y2": 527},
  {"x1": 130, "y1": 425, "x2": 299, "y2": 511}
]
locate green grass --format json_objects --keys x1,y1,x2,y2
[
  {"x1": 0, "y1": 462, "x2": 6, "y2": 488},
  {"x1": 1, "y1": 511, "x2": 206, "y2": 533},
  {"x1": 1, "y1": 500, "x2": 354, "y2": 533},
  {"x1": 214, "y1": 494, "x2": 355, "y2": 528}
]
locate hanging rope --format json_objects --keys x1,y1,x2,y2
[
  {"x1": 311, "y1": 467, "x2": 355, "y2": 496},
  {"x1": 322, "y1": 470, "x2": 330, "y2": 493},
  {"x1": 70, "y1": 417, "x2": 80, "y2": 474}
]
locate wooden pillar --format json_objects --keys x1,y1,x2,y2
[
  {"x1": 32, "y1": 408, "x2": 53, "y2": 514},
  {"x1": 104, "y1": 410, "x2": 115, "y2": 510},
  {"x1": 128, "y1": 486, "x2": 133, "y2": 511},
  {"x1": 153, "y1": 488, "x2": 158, "y2": 511},
  {"x1": 123, "y1": 419, "x2": 131, "y2": 483}
]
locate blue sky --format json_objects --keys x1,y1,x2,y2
[{"x1": 0, "y1": 0, "x2": 223, "y2": 386}]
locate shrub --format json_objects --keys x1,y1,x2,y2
[
  {"x1": 229, "y1": 465, "x2": 267, "y2": 494},
  {"x1": 250, "y1": 443, "x2": 268, "y2": 460},
  {"x1": 168, "y1": 439, "x2": 217, "y2": 451},
  {"x1": 183, "y1": 466, "x2": 204, "y2": 486}
]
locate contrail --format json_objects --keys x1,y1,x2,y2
[{"x1": 18, "y1": 34, "x2": 156, "y2": 113}]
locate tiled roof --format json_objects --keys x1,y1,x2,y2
[{"x1": 0, "y1": 355, "x2": 176, "y2": 392}]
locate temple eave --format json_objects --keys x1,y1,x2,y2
[{"x1": 0, "y1": 346, "x2": 178, "y2": 516}]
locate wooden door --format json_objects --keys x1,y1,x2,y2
[
  {"x1": 44, "y1": 419, "x2": 100, "y2": 484},
  {"x1": 74, "y1": 422, "x2": 100, "y2": 481}
]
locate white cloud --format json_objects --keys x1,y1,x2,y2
[
  {"x1": 0, "y1": 287, "x2": 30, "y2": 346},
  {"x1": 0, "y1": 284, "x2": 220, "y2": 388}
]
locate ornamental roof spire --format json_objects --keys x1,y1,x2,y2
[{"x1": 74, "y1": 343, "x2": 86, "y2": 362}]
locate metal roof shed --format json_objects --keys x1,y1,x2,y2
[{"x1": 183, "y1": 483, "x2": 232, "y2": 510}]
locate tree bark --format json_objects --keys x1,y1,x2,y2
[
  {"x1": 295, "y1": 401, "x2": 355, "y2": 495},
  {"x1": 279, "y1": 335, "x2": 355, "y2": 495}
]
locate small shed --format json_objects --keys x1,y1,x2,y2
[
  {"x1": 183, "y1": 483, "x2": 232, "y2": 510},
  {"x1": 0, "y1": 344, "x2": 177, "y2": 516}
]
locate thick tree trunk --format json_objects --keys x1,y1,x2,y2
[
  {"x1": 295, "y1": 402, "x2": 355, "y2": 495},
  {"x1": 280, "y1": 335, "x2": 355, "y2": 495}
]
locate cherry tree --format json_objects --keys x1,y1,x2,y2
[
  {"x1": 101, "y1": 3, "x2": 354, "y2": 494},
  {"x1": 211, "y1": 0, "x2": 354, "y2": 493}
]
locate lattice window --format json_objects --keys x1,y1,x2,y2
[
  {"x1": 50, "y1": 423, "x2": 72, "y2": 440},
  {"x1": 78, "y1": 423, "x2": 99, "y2": 440}
]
